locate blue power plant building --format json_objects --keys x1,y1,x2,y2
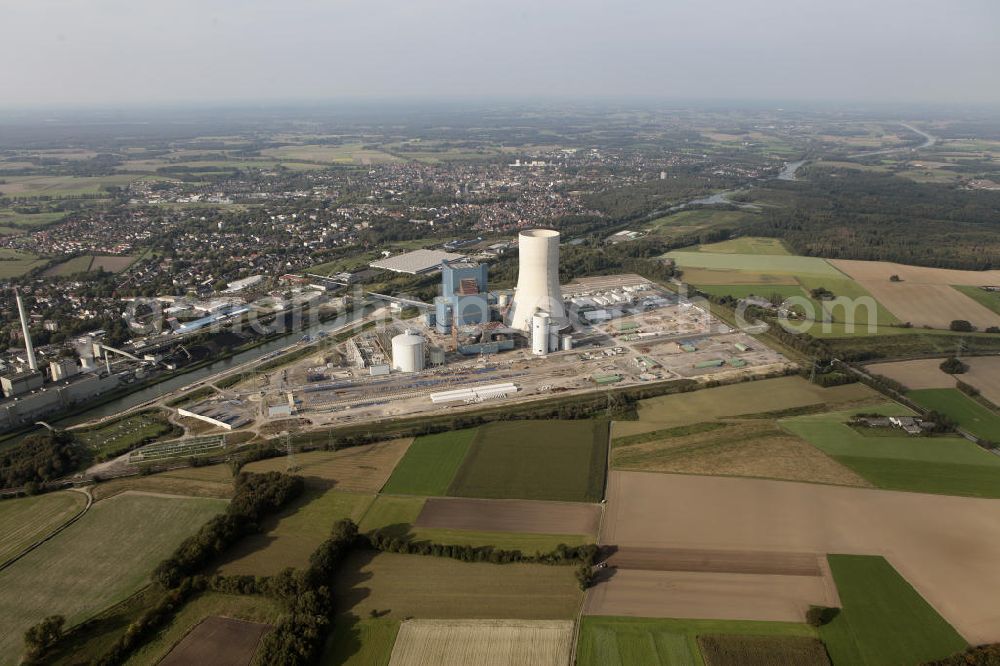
[{"x1": 435, "y1": 259, "x2": 489, "y2": 334}]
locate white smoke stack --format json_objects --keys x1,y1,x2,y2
[
  {"x1": 14, "y1": 290, "x2": 38, "y2": 371},
  {"x1": 508, "y1": 229, "x2": 566, "y2": 331}
]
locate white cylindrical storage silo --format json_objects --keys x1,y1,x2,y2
[
  {"x1": 392, "y1": 329, "x2": 425, "y2": 372},
  {"x1": 561, "y1": 334, "x2": 573, "y2": 351},
  {"x1": 508, "y1": 229, "x2": 566, "y2": 331},
  {"x1": 498, "y1": 293, "x2": 509, "y2": 307},
  {"x1": 548, "y1": 324, "x2": 559, "y2": 354},
  {"x1": 531, "y1": 312, "x2": 550, "y2": 356}
]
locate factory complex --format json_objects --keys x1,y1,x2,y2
[{"x1": 210, "y1": 230, "x2": 790, "y2": 432}]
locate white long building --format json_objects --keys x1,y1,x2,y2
[{"x1": 429, "y1": 382, "x2": 518, "y2": 404}]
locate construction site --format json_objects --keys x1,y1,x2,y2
[{"x1": 204, "y1": 231, "x2": 790, "y2": 431}]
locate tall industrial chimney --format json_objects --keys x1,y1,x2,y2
[
  {"x1": 507, "y1": 229, "x2": 566, "y2": 331},
  {"x1": 14, "y1": 290, "x2": 38, "y2": 371}
]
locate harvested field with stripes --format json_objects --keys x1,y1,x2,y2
[
  {"x1": 584, "y1": 569, "x2": 834, "y2": 622},
  {"x1": 0, "y1": 491, "x2": 87, "y2": 565},
  {"x1": 857, "y1": 281, "x2": 1000, "y2": 330},
  {"x1": 414, "y1": 497, "x2": 601, "y2": 537},
  {"x1": 388, "y1": 619, "x2": 573, "y2": 666},
  {"x1": 829, "y1": 259, "x2": 1000, "y2": 286},
  {"x1": 603, "y1": 547, "x2": 823, "y2": 576}
]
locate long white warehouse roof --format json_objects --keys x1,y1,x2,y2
[
  {"x1": 370, "y1": 249, "x2": 465, "y2": 274},
  {"x1": 430, "y1": 382, "x2": 518, "y2": 404}
]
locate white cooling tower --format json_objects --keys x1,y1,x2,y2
[{"x1": 508, "y1": 229, "x2": 566, "y2": 331}]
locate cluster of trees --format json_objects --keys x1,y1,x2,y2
[
  {"x1": 940, "y1": 357, "x2": 969, "y2": 374},
  {"x1": 811, "y1": 370, "x2": 858, "y2": 388},
  {"x1": 367, "y1": 529, "x2": 599, "y2": 567},
  {"x1": 805, "y1": 606, "x2": 840, "y2": 627},
  {"x1": 22, "y1": 616, "x2": 65, "y2": 664},
  {"x1": 744, "y1": 168, "x2": 1000, "y2": 270},
  {"x1": 0, "y1": 430, "x2": 82, "y2": 490},
  {"x1": 584, "y1": 169, "x2": 737, "y2": 221},
  {"x1": 153, "y1": 472, "x2": 304, "y2": 587}
]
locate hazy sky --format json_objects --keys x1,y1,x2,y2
[{"x1": 3, "y1": 0, "x2": 999, "y2": 108}]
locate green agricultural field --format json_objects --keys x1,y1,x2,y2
[
  {"x1": 41, "y1": 586, "x2": 163, "y2": 666},
  {"x1": 43, "y1": 254, "x2": 136, "y2": 276},
  {"x1": 43, "y1": 254, "x2": 94, "y2": 276},
  {"x1": 820, "y1": 555, "x2": 967, "y2": 666},
  {"x1": 782, "y1": 405, "x2": 1000, "y2": 497},
  {"x1": 357, "y1": 495, "x2": 589, "y2": 550},
  {"x1": 795, "y1": 276, "x2": 900, "y2": 328},
  {"x1": 320, "y1": 617, "x2": 400, "y2": 666},
  {"x1": 620, "y1": 376, "x2": 879, "y2": 435},
  {"x1": 0, "y1": 248, "x2": 44, "y2": 277},
  {"x1": 909, "y1": 388, "x2": 1000, "y2": 442},
  {"x1": 0, "y1": 491, "x2": 87, "y2": 564},
  {"x1": 261, "y1": 143, "x2": 402, "y2": 164},
  {"x1": 407, "y1": 528, "x2": 590, "y2": 552},
  {"x1": 358, "y1": 494, "x2": 426, "y2": 536},
  {"x1": 382, "y1": 430, "x2": 476, "y2": 496},
  {"x1": 0, "y1": 210, "x2": 67, "y2": 228},
  {"x1": 952, "y1": 285, "x2": 1000, "y2": 316},
  {"x1": 73, "y1": 410, "x2": 178, "y2": 460},
  {"x1": 216, "y1": 488, "x2": 373, "y2": 576},
  {"x1": 576, "y1": 616, "x2": 819, "y2": 666},
  {"x1": 647, "y1": 209, "x2": 751, "y2": 237},
  {"x1": 666, "y1": 251, "x2": 844, "y2": 278},
  {"x1": 697, "y1": 634, "x2": 830, "y2": 666},
  {"x1": 0, "y1": 493, "x2": 227, "y2": 664},
  {"x1": 685, "y1": 237, "x2": 791, "y2": 256},
  {"x1": 126, "y1": 591, "x2": 285, "y2": 665},
  {"x1": 0, "y1": 174, "x2": 144, "y2": 197},
  {"x1": 447, "y1": 420, "x2": 609, "y2": 503},
  {"x1": 334, "y1": 551, "x2": 582, "y2": 620}
]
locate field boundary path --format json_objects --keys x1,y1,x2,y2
[{"x1": 0, "y1": 487, "x2": 92, "y2": 573}]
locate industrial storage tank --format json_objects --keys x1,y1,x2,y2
[
  {"x1": 531, "y1": 312, "x2": 550, "y2": 356},
  {"x1": 560, "y1": 334, "x2": 573, "y2": 351},
  {"x1": 429, "y1": 347, "x2": 446, "y2": 366},
  {"x1": 391, "y1": 330, "x2": 425, "y2": 372}
]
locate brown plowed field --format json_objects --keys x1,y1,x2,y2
[
  {"x1": 605, "y1": 546, "x2": 822, "y2": 576},
  {"x1": 243, "y1": 438, "x2": 412, "y2": 493},
  {"x1": 855, "y1": 281, "x2": 1000, "y2": 329},
  {"x1": 583, "y1": 569, "x2": 834, "y2": 622},
  {"x1": 414, "y1": 497, "x2": 601, "y2": 536},
  {"x1": 599, "y1": 470, "x2": 1000, "y2": 643},
  {"x1": 830, "y1": 259, "x2": 1000, "y2": 286},
  {"x1": 866, "y1": 358, "x2": 956, "y2": 390},
  {"x1": 159, "y1": 616, "x2": 270, "y2": 666}
]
